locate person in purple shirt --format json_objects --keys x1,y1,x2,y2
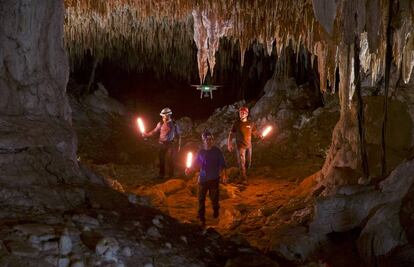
[
  {"x1": 185, "y1": 130, "x2": 227, "y2": 226},
  {"x1": 143, "y1": 107, "x2": 181, "y2": 179}
]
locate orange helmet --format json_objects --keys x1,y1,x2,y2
[{"x1": 239, "y1": 106, "x2": 249, "y2": 113}]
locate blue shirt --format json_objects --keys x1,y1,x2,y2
[{"x1": 195, "y1": 146, "x2": 226, "y2": 183}]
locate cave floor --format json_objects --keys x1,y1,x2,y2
[{"x1": 86, "y1": 159, "x2": 320, "y2": 252}]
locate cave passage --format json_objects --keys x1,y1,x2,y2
[
  {"x1": 69, "y1": 40, "x2": 341, "y2": 265},
  {"x1": 3, "y1": 0, "x2": 414, "y2": 266}
]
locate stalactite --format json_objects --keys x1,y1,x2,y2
[
  {"x1": 355, "y1": 32, "x2": 370, "y2": 179},
  {"x1": 192, "y1": 9, "x2": 209, "y2": 83},
  {"x1": 314, "y1": 42, "x2": 327, "y2": 91},
  {"x1": 311, "y1": 0, "x2": 339, "y2": 35},
  {"x1": 339, "y1": 44, "x2": 351, "y2": 119},
  {"x1": 402, "y1": 32, "x2": 414, "y2": 83},
  {"x1": 63, "y1": 0, "x2": 414, "y2": 88}
]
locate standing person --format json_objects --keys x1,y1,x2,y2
[
  {"x1": 227, "y1": 106, "x2": 260, "y2": 183},
  {"x1": 143, "y1": 107, "x2": 181, "y2": 179},
  {"x1": 185, "y1": 130, "x2": 227, "y2": 226}
]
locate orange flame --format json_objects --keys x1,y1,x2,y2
[
  {"x1": 186, "y1": 152, "x2": 193, "y2": 168},
  {"x1": 262, "y1": 125, "x2": 272, "y2": 137},
  {"x1": 137, "y1": 117, "x2": 145, "y2": 133}
]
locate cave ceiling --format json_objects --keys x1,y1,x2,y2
[{"x1": 64, "y1": 0, "x2": 414, "y2": 88}]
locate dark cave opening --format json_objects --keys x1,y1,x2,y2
[{"x1": 69, "y1": 41, "x2": 322, "y2": 123}]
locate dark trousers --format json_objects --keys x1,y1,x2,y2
[
  {"x1": 198, "y1": 178, "x2": 220, "y2": 221},
  {"x1": 159, "y1": 142, "x2": 175, "y2": 177}
]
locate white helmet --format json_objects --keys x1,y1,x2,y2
[{"x1": 160, "y1": 107, "x2": 172, "y2": 116}]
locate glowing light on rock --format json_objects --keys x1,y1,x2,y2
[
  {"x1": 262, "y1": 126, "x2": 272, "y2": 138},
  {"x1": 137, "y1": 117, "x2": 145, "y2": 133},
  {"x1": 186, "y1": 152, "x2": 193, "y2": 168}
]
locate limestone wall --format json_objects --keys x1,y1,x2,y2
[{"x1": 0, "y1": 0, "x2": 85, "y2": 211}]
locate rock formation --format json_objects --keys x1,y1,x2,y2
[
  {"x1": 0, "y1": 0, "x2": 86, "y2": 212},
  {"x1": 1, "y1": 0, "x2": 414, "y2": 266}
]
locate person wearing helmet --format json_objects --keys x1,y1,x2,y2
[
  {"x1": 143, "y1": 107, "x2": 181, "y2": 179},
  {"x1": 227, "y1": 106, "x2": 260, "y2": 183},
  {"x1": 185, "y1": 130, "x2": 227, "y2": 226}
]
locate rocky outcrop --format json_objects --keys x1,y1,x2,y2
[
  {"x1": 195, "y1": 100, "x2": 245, "y2": 147},
  {"x1": 83, "y1": 83, "x2": 126, "y2": 116},
  {"x1": 310, "y1": 158, "x2": 414, "y2": 265},
  {"x1": 0, "y1": 0, "x2": 86, "y2": 211},
  {"x1": 0, "y1": 183, "x2": 279, "y2": 267},
  {"x1": 292, "y1": 44, "x2": 414, "y2": 265},
  {"x1": 265, "y1": 158, "x2": 414, "y2": 266},
  {"x1": 195, "y1": 74, "x2": 330, "y2": 156}
]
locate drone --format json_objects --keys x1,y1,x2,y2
[{"x1": 191, "y1": 84, "x2": 222, "y2": 99}]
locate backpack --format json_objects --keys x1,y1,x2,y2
[{"x1": 160, "y1": 119, "x2": 180, "y2": 141}]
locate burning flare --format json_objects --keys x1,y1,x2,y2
[
  {"x1": 137, "y1": 117, "x2": 145, "y2": 133},
  {"x1": 186, "y1": 152, "x2": 193, "y2": 168},
  {"x1": 261, "y1": 126, "x2": 272, "y2": 138}
]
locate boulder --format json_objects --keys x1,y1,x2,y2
[
  {"x1": 83, "y1": 83, "x2": 126, "y2": 116},
  {"x1": 59, "y1": 232, "x2": 73, "y2": 256},
  {"x1": 311, "y1": 159, "x2": 414, "y2": 264},
  {"x1": 268, "y1": 227, "x2": 323, "y2": 263},
  {"x1": 95, "y1": 237, "x2": 119, "y2": 261}
]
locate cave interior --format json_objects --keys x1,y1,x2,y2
[{"x1": 1, "y1": 0, "x2": 414, "y2": 266}]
